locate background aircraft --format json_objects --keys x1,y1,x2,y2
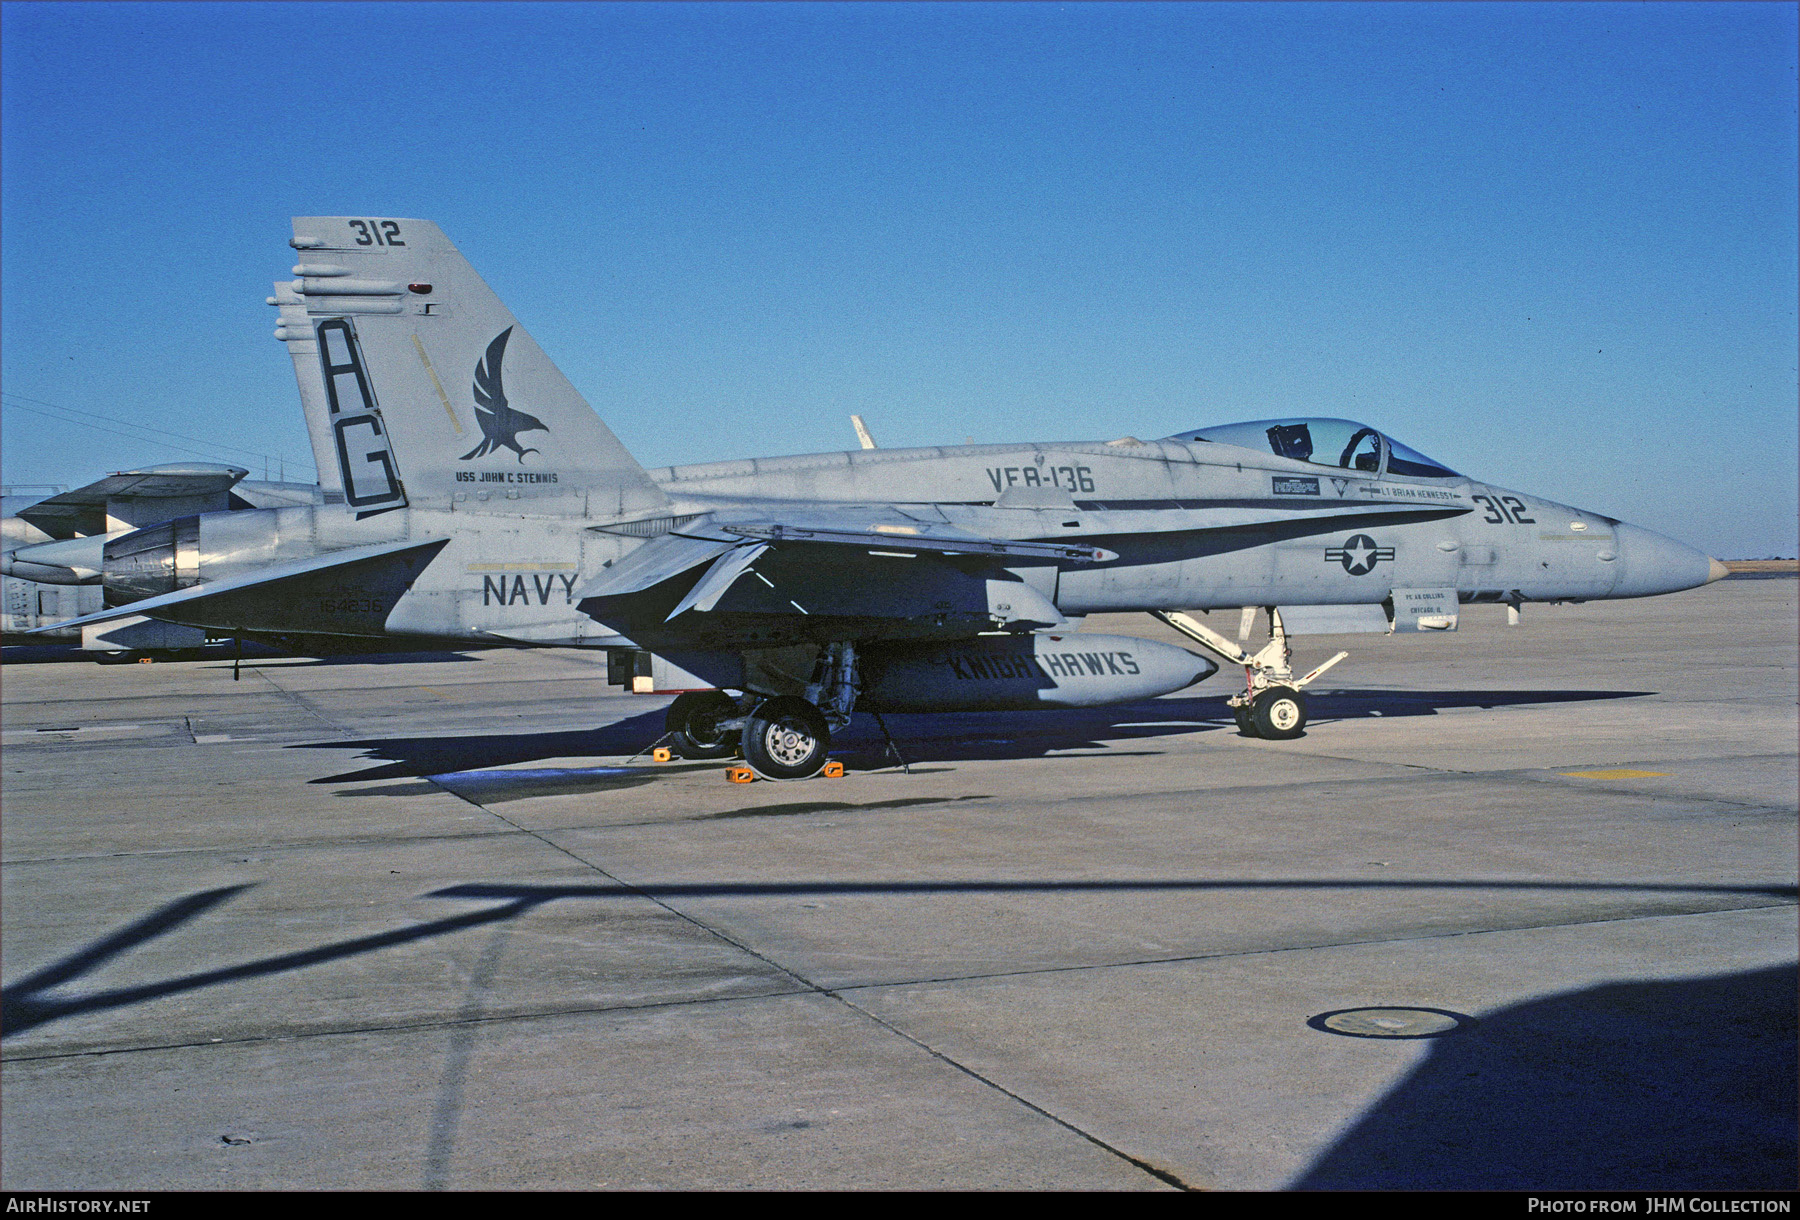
[
  {"x1": 42, "y1": 218, "x2": 1724, "y2": 775},
  {"x1": 3, "y1": 466, "x2": 318, "y2": 654}
]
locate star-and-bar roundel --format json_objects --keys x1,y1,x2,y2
[{"x1": 1325, "y1": 534, "x2": 1395, "y2": 575}]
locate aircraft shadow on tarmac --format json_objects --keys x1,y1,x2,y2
[
  {"x1": 1292, "y1": 962, "x2": 1799, "y2": 1190},
  {"x1": 5, "y1": 878, "x2": 1792, "y2": 1046},
  {"x1": 299, "y1": 689, "x2": 1655, "y2": 787},
  {"x1": 0, "y1": 643, "x2": 486, "y2": 667}
]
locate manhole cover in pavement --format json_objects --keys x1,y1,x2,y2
[{"x1": 1308, "y1": 1007, "x2": 1474, "y2": 1038}]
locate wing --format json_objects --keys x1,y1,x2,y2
[
  {"x1": 572, "y1": 506, "x2": 1116, "y2": 648},
  {"x1": 576, "y1": 507, "x2": 1113, "y2": 602},
  {"x1": 570, "y1": 499, "x2": 1470, "y2": 650}
]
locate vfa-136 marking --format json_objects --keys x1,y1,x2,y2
[
  {"x1": 46, "y1": 217, "x2": 1727, "y2": 776},
  {"x1": 986, "y1": 463, "x2": 1096, "y2": 494}
]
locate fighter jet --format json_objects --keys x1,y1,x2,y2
[
  {"x1": 3, "y1": 465, "x2": 319, "y2": 653},
  {"x1": 41, "y1": 217, "x2": 1726, "y2": 776}
]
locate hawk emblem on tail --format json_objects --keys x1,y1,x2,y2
[{"x1": 460, "y1": 328, "x2": 548, "y2": 462}]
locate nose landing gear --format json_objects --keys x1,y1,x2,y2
[{"x1": 1153, "y1": 609, "x2": 1345, "y2": 740}]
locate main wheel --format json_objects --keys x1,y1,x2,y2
[
  {"x1": 665, "y1": 691, "x2": 739, "y2": 759},
  {"x1": 741, "y1": 696, "x2": 831, "y2": 780},
  {"x1": 1250, "y1": 687, "x2": 1307, "y2": 740}
]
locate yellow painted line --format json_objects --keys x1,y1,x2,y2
[
  {"x1": 465, "y1": 563, "x2": 578, "y2": 571},
  {"x1": 1559, "y1": 769, "x2": 1670, "y2": 779},
  {"x1": 412, "y1": 334, "x2": 465, "y2": 435}
]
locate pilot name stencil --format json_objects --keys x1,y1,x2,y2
[{"x1": 1357, "y1": 483, "x2": 1463, "y2": 502}]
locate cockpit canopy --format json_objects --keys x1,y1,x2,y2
[{"x1": 1166, "y1": 418, "x2": 1460, "y2": 479}]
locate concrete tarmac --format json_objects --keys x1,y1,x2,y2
[{"x1": 2, "y1": 581, "x2": 1793, "y2": 1190}]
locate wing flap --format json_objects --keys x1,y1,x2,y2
[
  {"x1": 573, "y1": 533, "x2": 740, "y2": 601},
  {"x1": 666, "y1": 543, "x2": 771, "y2": 620}
]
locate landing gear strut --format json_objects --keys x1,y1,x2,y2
[
  {"x1": 738, "y1": 642, "x2": 859, "y2": 780},
  {"x1": 1153, "y1": 609, "x2": 1347, "y2": 740}
]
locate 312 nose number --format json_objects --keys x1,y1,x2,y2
[{"x1": 1471, "y1": 494, "x2": 1534, "y2": 525}]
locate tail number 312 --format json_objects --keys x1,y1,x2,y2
[{"x1": 348, "y1": 220, "x2": 405, "y2": 246}]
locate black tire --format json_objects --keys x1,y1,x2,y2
[
  {"x1": 1250, "y1": 688, "x2": 1307, "y2": 740},
  {"x1": 665, "y1": 691, "x2": 739, "y2": 759},
  {"x1": 1231, "y1": 702, "x2": 1258, "y2": 736},
  {"x1": 741, "y1": 696, "x2": 831, "y2": 780}
]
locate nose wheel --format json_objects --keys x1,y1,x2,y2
[
  {"x1": 1155, "y1": 609, "x2": 1339, "y2": 741},
  {"x1": 1242, "y1": 686, "x2": 1307, "y2": 739}
]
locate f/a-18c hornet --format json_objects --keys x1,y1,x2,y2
[{"x1": 41, "y1": 217, "x2": 1727, "y2": 777}]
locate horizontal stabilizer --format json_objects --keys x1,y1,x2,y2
[
  {"x1": 32, "y1": 537, "x2": 448, "y2": 635},
  {"x1": 2, "y1": 534, "x2": 106, "y2": 584}
]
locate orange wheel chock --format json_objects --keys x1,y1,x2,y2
[
  {"x1": 652, "y1": 747, "x2": 673, "y2": 763},
  {"x1": 726, "y1": 766, "x2": 757, "y2": 784},
  {"x1": 820, "y1": 761, "x2": 845, "y2": 778}
]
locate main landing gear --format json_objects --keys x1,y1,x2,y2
[
  {"x1": 661, "y1": 642, "x2": 860, "y2": 780},
  {"x1": 1153, "y1": 608, "x2": 1347, "y2": 740},
  {"x1": 741, "y1": 696, "x2": 832, "y2": 780},
  {"x1": 663, "y1": 691, "x2": 739, "y2": 759}
]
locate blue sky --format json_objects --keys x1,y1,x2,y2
[{"x1": 3, "y1": 2, "x2": 1795, "y2": 556}]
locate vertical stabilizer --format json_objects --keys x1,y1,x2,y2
[
  {"x1": 271, "y1": 282, "x2": 346, "y2": 503},
  {"x1": 281, "y1": 217, "x2": 668, "y2": 521}
]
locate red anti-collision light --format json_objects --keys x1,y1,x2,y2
[{"x1": 408, "y1": 283, "x2": 433, "y2": 294}]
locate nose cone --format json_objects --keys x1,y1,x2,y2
[{"x1": 1609, "y1": 522, "x2": 1720, "y2": 598}]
